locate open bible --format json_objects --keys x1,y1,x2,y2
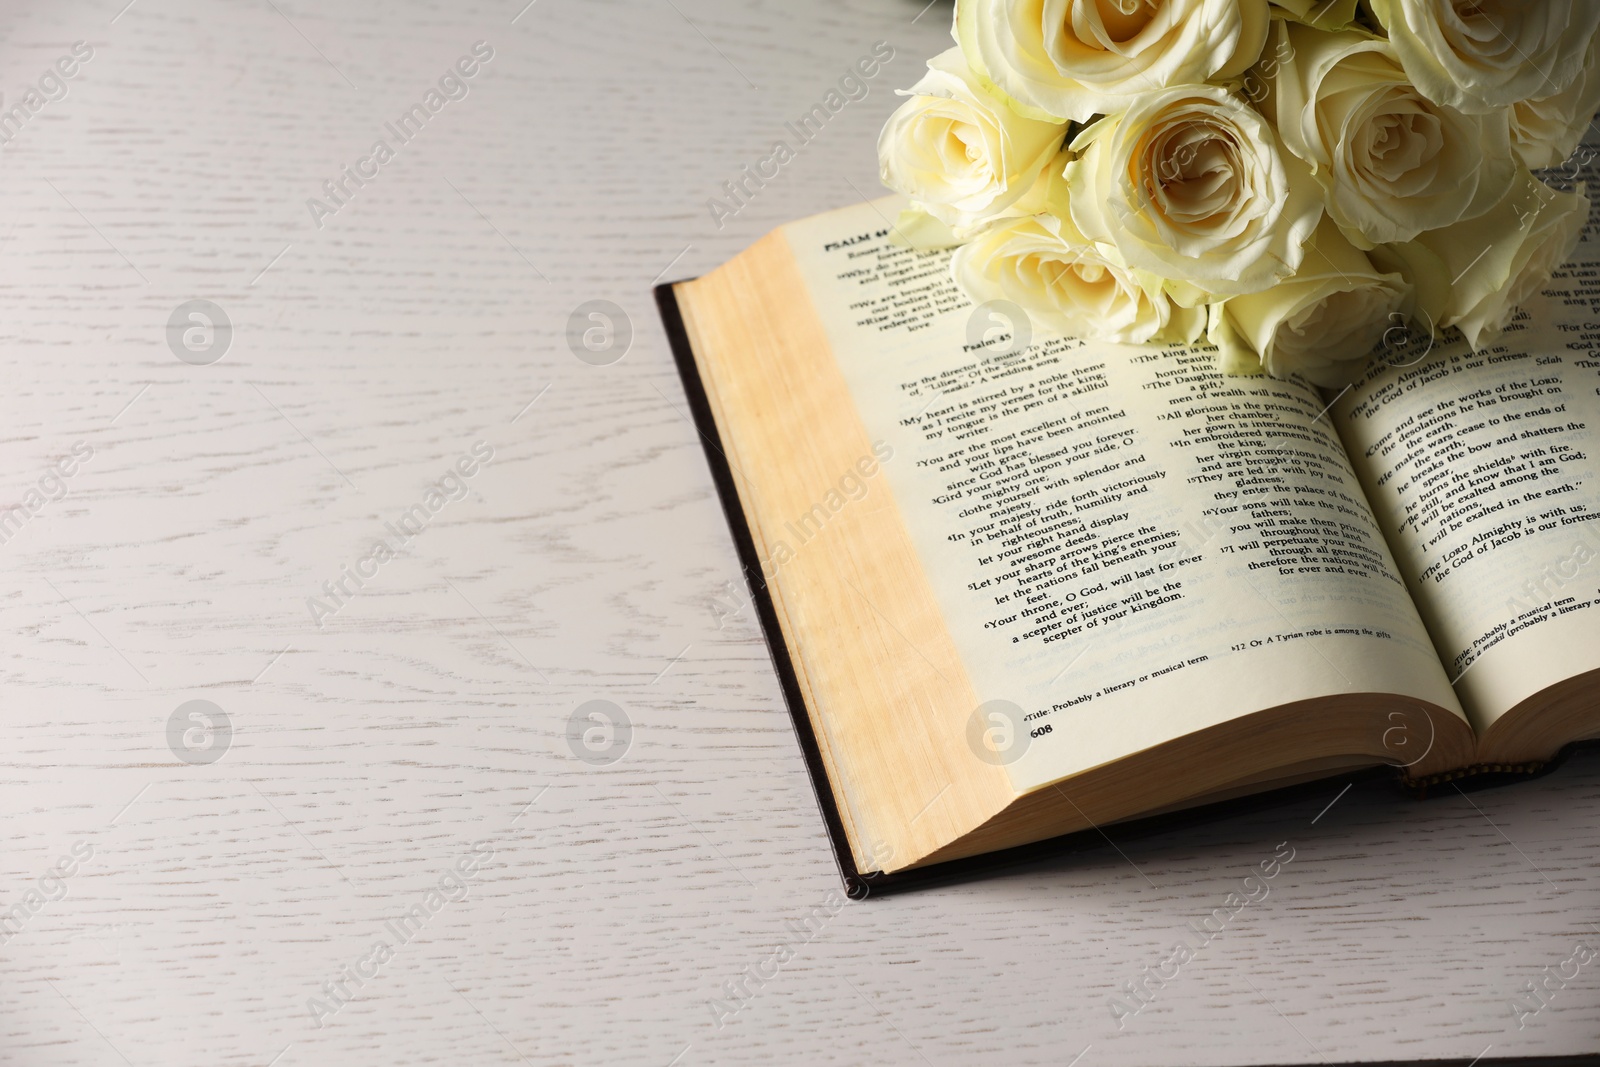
[{"x1": 657, "y1": 194, "x2": 1600, "y2": 896}]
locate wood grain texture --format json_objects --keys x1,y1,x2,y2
[{"x1": 0, "y1": 1, "x2": 1596, "y2": 1065}]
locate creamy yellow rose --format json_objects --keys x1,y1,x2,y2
[
  {"x1": 952, "y1": 209, "x2": 1205, "y2": 345},
  {"x1": 878, "y1": 47, "x2": 1066, "y2": 238},
  {"x1": 1064, "y1": 84, "x2": 1323, "y2": 300},
  {"x1": 1267, "y1": 21, "x2": 1515, "y2": 248},
  {"x1": 1369, "y1": 0, "x2": 1600, "y2": 114},
  {"x1": 954, "y1": 0, "x2": 1270, "y2": 124},
  {"x1": 1268, "y1": 0, "x2": 1358, "y2": 30},
  {"x1": 1208, "y1": 218, "x2": 1410, "y2": 386},
  {"x1": 1509, "y1": 33, "x2": 1600, "y2": 170},
  {"x1": 1368, "y1": 169, "x2": 1589, "y2": 350}
]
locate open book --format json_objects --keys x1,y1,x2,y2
[{"x1": 657, "y1": 194, "x2": 1600, "y2": 895}]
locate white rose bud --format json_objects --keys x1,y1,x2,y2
[
  {"x1": 1509, "y1": 33, "x2": 1600, "y2": 170},
  {"x1": 1268, "y1": 0, "x2": 1358, "y2": 30},
  {"x1": 1064, "y1": 84, "x2": 1323, "y2": 301},
  {"x1": 1208, "y1": 218, "x2": 1410, "y2": 387},
  {"x1": 878, "y1": 48, "x2": 1066, "y2": 240},
  {"x1": 953, "y1": 209, "x2": 1205, "y2": 346},
  {"x1": 1267, "y1": 21, "x2": 1516, "y2": 248},
  {"x1": 1369, "y1": 169, "x2": 1589, "y2": 350},
  {"x1": 1369, "y1": 0, "x2": 1600, "y2": 114},
  {"x1": 955, "y1": 0, "x2": 1270, "y2": 124}
]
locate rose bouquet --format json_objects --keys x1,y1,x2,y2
[{"x1": 878, "y1": 1, "x2": 1600, "y2": 386}]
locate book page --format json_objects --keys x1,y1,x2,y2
[
  {"x1": 1333, "y1": 212, "x2": 1600, "y2": 736},
  {"x1": 781, "y1": 199, "x2": 1463, "y2": 794}
]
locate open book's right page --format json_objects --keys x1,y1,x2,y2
[{"x1": 1334, "y1": 192, "x2": 1600, "y2": 741}]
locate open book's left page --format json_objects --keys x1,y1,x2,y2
[
  {"x1": 676, "y1": 226, "x2": 1019, "y2": 873},
  {"x1": 781, "y1": 198, "x2": 1466, "y2": 799}
]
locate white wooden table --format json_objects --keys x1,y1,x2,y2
[{"x1": 1, "y1": 1, "x2": 1596, "y2": 1063}]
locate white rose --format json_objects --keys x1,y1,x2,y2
[
  {"x1": 1267, "y1": 21, "x2": 1516, "y2": 248},
  {"x1": 878, "y1": 47, "x2": 1066, "y2": 238},
  {"x1": 1369, "y1": 0, "x2": 1600, "y2": 114},
  {"x1": 1368, "y1": 169, "x2": 1589, "y2": 350},
  {"x1": 1064, "y1": 84, "x2": 1323, "y2": 300},
  {"x1": 1268, "y1": 0, "x2": 1358, "y2": 30},
  {"x1": 1208, "y1": 218, "x2": 1410, "y2": 386},
  {"x1": 955, "y1": 0, "x2": 1270, "y2": 124},
  {"x1": 952, "y1": 208, "x2": 1205, "y2": 345},
  {"x1": 1509, "y1": 33, "x2": 1600, "y2": 170}
]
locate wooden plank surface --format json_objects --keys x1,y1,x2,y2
[{"x1": 0, "y1": 1, "x2": 1595, "y2": 1064}]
